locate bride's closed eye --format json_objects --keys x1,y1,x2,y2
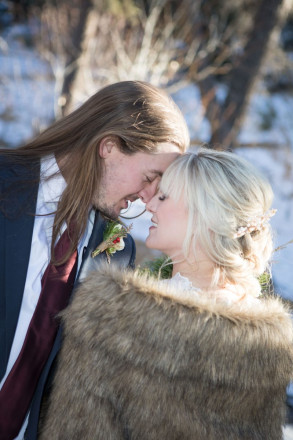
[{"x1": 158, "y1": 193, "x2": 167, "y2": 201}]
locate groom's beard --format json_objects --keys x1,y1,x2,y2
[
  {"x1": 93, "y1": 191, "x2": 125, "y2": 221},
  {"x1": 92, "y1": 181, "x2": 138, "y2": 221},
  {"x1": 93, "y1": 200, "x2": 119, "y2": 221},
  {"x1": 91, "y1": 178, "x2": 119, "y2": 220}
]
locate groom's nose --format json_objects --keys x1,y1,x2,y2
[{"x1": 138, "y1": 178, "x2": 159, "y2": 203}]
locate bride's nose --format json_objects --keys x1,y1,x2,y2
[{"x1": 146, "y1": 195, "x2": 157, "y2": 213}]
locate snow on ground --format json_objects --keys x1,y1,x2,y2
[
  {"x1": 0, "y1": 24, "x2": 55, "y2": 147},
  {"x1": 1, "y1": 23, "x2": 293, "y2": 300}
]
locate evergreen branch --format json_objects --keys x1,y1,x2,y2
[{"x1": 138, "y1": 255, "x2": 173, "y2": 279}]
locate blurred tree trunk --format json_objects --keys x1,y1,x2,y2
[
  {"x1": 199, "y1": 0, "x2": 283, "y2": 149},
  {"x1": 62, "y1": 8, "x2": 99, "y2": 115},
  {"x1": 60, "y1": 0, "x2": 92, "y2": 115}
]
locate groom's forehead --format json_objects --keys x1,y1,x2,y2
[{"x1": 119, "y1": 147, "x2": 180, "y2": 179}]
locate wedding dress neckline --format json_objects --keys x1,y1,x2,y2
[
  {"x1": 169, "y1": 272, "x2": 200, "y2": 290},
  {"x1": 161, "y1": 272, "x2": 259, "y2": 306},
  {"x1": 161, "y1": 272, "x2": 201, "y2": 293}
]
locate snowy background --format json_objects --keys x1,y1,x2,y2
[{"x1": 1, "y1": 22, "x2": 293, "y2": 300}]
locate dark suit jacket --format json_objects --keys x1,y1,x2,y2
[{"x1": 0, "y1": 156, "x2": 136, "y2": 439}]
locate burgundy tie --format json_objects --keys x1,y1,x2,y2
[{"x1": 0, "y1": 227, "x2": 78, "y2": 440}]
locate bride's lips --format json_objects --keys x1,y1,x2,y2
[{"x1": 149, "y1": 218, "x2": 158, "y2": 231}]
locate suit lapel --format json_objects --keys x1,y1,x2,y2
[
  {"x1": 0, "y1": 159, "x2": 40, "y2": 378},
  {"x1": 76, "y1": 211, "x2": 106, "y2": 282},
  {"x1": 77, "y1": 211, "x2": 136, "y2": 283}
]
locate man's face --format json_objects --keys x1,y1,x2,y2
[{"x1": 94, "y1": 137, "x2": 180, "y2": 219}]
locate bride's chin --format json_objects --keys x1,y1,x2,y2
[
  {"x1": 145, "y1": 236, "x2": 154, "y2": 249},
  {"x1": 145, "y1": 238, "x2": 151, "y2": 248}
]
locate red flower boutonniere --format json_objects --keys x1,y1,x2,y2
[{"x1": 91, "y1": 221, "x2": 132, "y2": 263}]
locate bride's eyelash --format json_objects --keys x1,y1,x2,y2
[{"x1": 158, "y1": 194, "x2": 167, "y2": 201}]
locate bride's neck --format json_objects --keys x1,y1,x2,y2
[{"x1": 172, "y1": 258, "x2": 215, "y2": 291}]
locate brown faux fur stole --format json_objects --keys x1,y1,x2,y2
[{"x1": 39, "y1": 266, "x2": 293, "y2": 440}]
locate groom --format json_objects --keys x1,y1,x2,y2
[{"x1": 0, "y1": 81, "x2": 189, "y2": 440}]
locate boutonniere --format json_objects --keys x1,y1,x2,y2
[{"x1": 91, "y1": 221, "x2": 132, "y2": 263}]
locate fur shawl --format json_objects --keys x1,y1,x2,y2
[{"x1": 39, "y1": 266, "x2": 293, "y2": 440}]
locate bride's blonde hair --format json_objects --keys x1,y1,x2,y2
[{"x1": 160, "y1": 148, "x2": 274, "y2": 296}]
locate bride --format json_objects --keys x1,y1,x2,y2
[
  {"x1": 145, "y1": 149, "x2": 275, "y2": 305},
  {"x1": 39, "y1": 149, "x2": 293, "y2": 440}
]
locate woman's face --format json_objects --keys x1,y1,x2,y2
[{"x1": 145, "y1": 190, "x2": 189, "y2": 257}]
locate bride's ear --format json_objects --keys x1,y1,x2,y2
[{"x1": 99, "y1": 136, "x2": 119, "y2": 158}]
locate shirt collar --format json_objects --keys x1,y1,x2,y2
[{"x1": 40, "y1": 155, "x2": 66, "y2": 205}]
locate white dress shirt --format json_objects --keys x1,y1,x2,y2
[{"x1": 0, "y1": 155, "x2": 94, "y2": 439}]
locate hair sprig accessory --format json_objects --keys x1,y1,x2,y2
[{"x1": 234, "y1": 209, "x2": 277, "y2": 239}]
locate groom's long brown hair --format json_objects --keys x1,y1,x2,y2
[{"x1": 0, "y1": 81, "x2": 189, "y2": 263}]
